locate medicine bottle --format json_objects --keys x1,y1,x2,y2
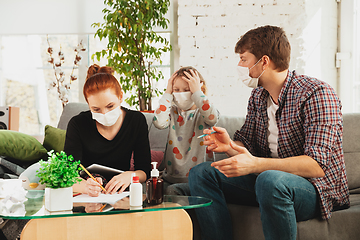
[
  {"x1": 130, "y1": 175, "x2": 143, "y2": 207},
  {"x1": 146, "y1": 162, "x2": 164, "y2": 205}
]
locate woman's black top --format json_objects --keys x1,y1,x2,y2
[{"x1": 64, "y1": 107, "x2": 151, "y2": 180}]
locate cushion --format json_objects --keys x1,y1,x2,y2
[
  {"x1": 342, "y1": 113, "x2": 360, "y2": 191},
  {"x1": 130, "y1": 150, "x2": 164, "y2": 171},
  {"x1": 42, "y1": 125, "x2": 66, "y2": 153},
  {"x1": 0, "y1": 130, "x2": 47, "y2": 161}
]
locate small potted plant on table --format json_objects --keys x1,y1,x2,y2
[{"x1": 36, "y1": 150, "x2": 81, "y2": 212}]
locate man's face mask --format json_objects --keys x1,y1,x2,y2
[
  {"x1": 173, "y1": 92, "x2": 194, "y2": 110},
  {"x1": 91, "y1": 106, "x2": 122, "y2": 126},
  {"x1": 237, "y1": 57, "x2": 265, "y2": 88}
]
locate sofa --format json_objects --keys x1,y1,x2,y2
[
  {"x1": 55, "y1": 103, "x2": 360, "y2": 240},
  {"x1": 2, "y1": 102, "x2": 360, "y2": 239}
]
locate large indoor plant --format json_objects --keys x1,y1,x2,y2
[
  {"x1": 36, "y1": 150, "x2": 81, "y2": 211},
  {"x1": 92, "y1": 0, "x2": 172, "y2": 111}
]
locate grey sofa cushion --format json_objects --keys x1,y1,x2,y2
[
  {"x1": 229, "y1": 194, "x2": 360, "y2": 240},
  {"x1": 143, "y1": 112, "x2": 169, "y2": 152},
  {"x1": 343, "y1": 113, "x2": 360, "y2": 191},
  {"x1": 57, "y1": 103, "x2": 89, "y2": 130}
]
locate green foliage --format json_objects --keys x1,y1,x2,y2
[
  {"x1": 92, "y1": 0, "x2": 172, "y2": 111},
  {"x1": 36, "y1": 150, "x2": 82, "y2": 189}
]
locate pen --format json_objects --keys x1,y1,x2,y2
[
  {"x1": 197, "y1": 131, "x2": 217, "y2": 139},
  {"x1": 79, "y1": 164, "x2": 107, "y2": 192},
  {"x1": 99, "y1": 204, "x2": 106, "y2": 212}
]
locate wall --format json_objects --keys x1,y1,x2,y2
[
  {"x1": 177, "y1": 0, "x2": 338, "y2": 117},
  {"x1": 0, "y1": 0, "x2": 105, "y2": 35}
]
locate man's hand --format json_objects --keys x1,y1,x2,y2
[
  {"x1": 202, "y1": 126, "x2": 232, "y2": 153},
  {"x1": 211, "y1": 141, "x2": 258, "y2": 178}
]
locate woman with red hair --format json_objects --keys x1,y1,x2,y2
[{"x1": 64, "y1": 64, "x2": 151, "y2": 196}]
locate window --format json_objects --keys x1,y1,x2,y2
[
  {"x1": 338, "y1": 0, "x2": 360, "y2": 113},
  {"x1": 0, "y1": 32, "x2": 172, "y2": 135},
  {"x1": 0, "y1": 1, "x2": 174, "y2": 136}
]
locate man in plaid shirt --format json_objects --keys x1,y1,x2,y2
[{"x1": 189, "y1": 25, "x2": 349, "y2": 240}]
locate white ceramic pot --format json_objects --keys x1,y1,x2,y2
[{"x1": 45, "y1": 187, "x2": 73, "y2": 212}]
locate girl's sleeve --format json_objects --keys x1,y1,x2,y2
[
  {"x1": 153, "y1": 93, "x2": 173, "y2": 129},
  {"x1": 191, "y1": 90, "x2": 220, "y2": 126}
]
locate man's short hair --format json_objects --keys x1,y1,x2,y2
[{"x1": 235, "y1": 25, "x2": 291, "y2": 71}]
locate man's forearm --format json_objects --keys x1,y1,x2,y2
[{"x1": 255, "y1": 155, "x2": 325, "y2": 179}]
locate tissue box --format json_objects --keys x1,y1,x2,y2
[{"x1": 0, "y1": 179, "x2": 27, "y2": 216}]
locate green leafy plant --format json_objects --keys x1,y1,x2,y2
[
  {"x1": 92, "y1": 0, "x2": 172, "y2": 111},
  {"x1": 36, "y1": 150, "x2": 82, "y2": 189}
]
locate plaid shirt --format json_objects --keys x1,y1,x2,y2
[{"x1": 234, "y1": 70, "x2": 349, "y2": 220}]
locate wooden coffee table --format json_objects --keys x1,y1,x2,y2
[{"x1": 1, "y1": 195, "x2": 212, "y2": 240}]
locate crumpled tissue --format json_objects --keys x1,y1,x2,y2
[{"x1": 0, "y1": 179, "x2": 28, "y2": 216}]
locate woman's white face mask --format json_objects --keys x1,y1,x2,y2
[
  {"x1": 173, "y1": 92, "x2": 194, "y2": 110},
  {"x1": 91, "y1": 106, "x2": 121, "y2": 126},
  {"x1": 237, "y1": 57, "x2": 265, "y2": 88}
]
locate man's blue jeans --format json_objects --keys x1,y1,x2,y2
[{"x1": 188, "y1": 162, "x2": 320, "y2": 240}]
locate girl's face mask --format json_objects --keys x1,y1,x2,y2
[
  {"x1": 173, "y1": 92, "x2": 194, "y2": 110},
  {"x1": 91, "y1": 106, "x2": 121, "y2": 126},
  {"x1": 237, "y1": 57, "x2": 265, "y2": 88}
]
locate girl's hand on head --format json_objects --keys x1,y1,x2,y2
[
  {"x1": 165, "y1": 72, "x2": 178, "y2": 94},
  {"x1": 182, "y1": 69, "x2": 202, "y2": 94},
  {"x1": 105, "y1": 171, "x2": 133, "y2": 194},
  {"x1": 202, "y1": 126, "x2": 231, "y2": 153}
]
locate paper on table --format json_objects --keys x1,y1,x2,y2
[{"x1": 73, "y1": 192, "x2": 129, "y2": 205}]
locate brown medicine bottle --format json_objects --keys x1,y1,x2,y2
[{"x1": 146, "y1": 162, "x2": 163, "y2": 205}]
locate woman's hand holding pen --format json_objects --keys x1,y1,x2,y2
[
  {"x1": 165, "y1": 72, "x2": 178, "y2": 94},
  {"x1": 182, "y1": 69, "x2": 202, "y2": 93},
  {"x1": 85, "y1": 177, "x2": 103, "y2": 197}
]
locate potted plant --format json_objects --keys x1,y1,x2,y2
[
  {"x1": 92, "y1": 0, "x2": 172, "y2": 111},
  {"x1": 36, "y1": 150, "x2": 81, "y2": 212}
]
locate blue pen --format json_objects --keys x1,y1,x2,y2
[{"x1": 197, "y1": 131, "x2": 217, "y2": 139}]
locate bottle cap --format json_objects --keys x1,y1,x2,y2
[
  {"x1": 132, "y1": 176, "x2": 140, "y2": 183},
  {"x1": 151, "y1": 162, "x2": 159, "y2": 177}
]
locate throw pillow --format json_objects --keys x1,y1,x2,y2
[
  {"x1": 42, "y1": 125, "x2": 66, "y2": 153},
  {"x1": 0, "y1": 130, "x2": 47, "y2": 161},
  {"x1": 130, "y1": 150, "x2": 164, "y2": 171}
]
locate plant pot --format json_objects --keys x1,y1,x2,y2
[{"x1": 44, "y1": 187, "x2": 73, "y2": 212}]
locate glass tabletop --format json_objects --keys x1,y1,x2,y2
[{"x1": 0, "y1": 194, "x2": 212, "y2": 220}]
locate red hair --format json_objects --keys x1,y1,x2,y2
[{"x1": 83, "y1": 64, "x2": 122, "y2": 101}]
